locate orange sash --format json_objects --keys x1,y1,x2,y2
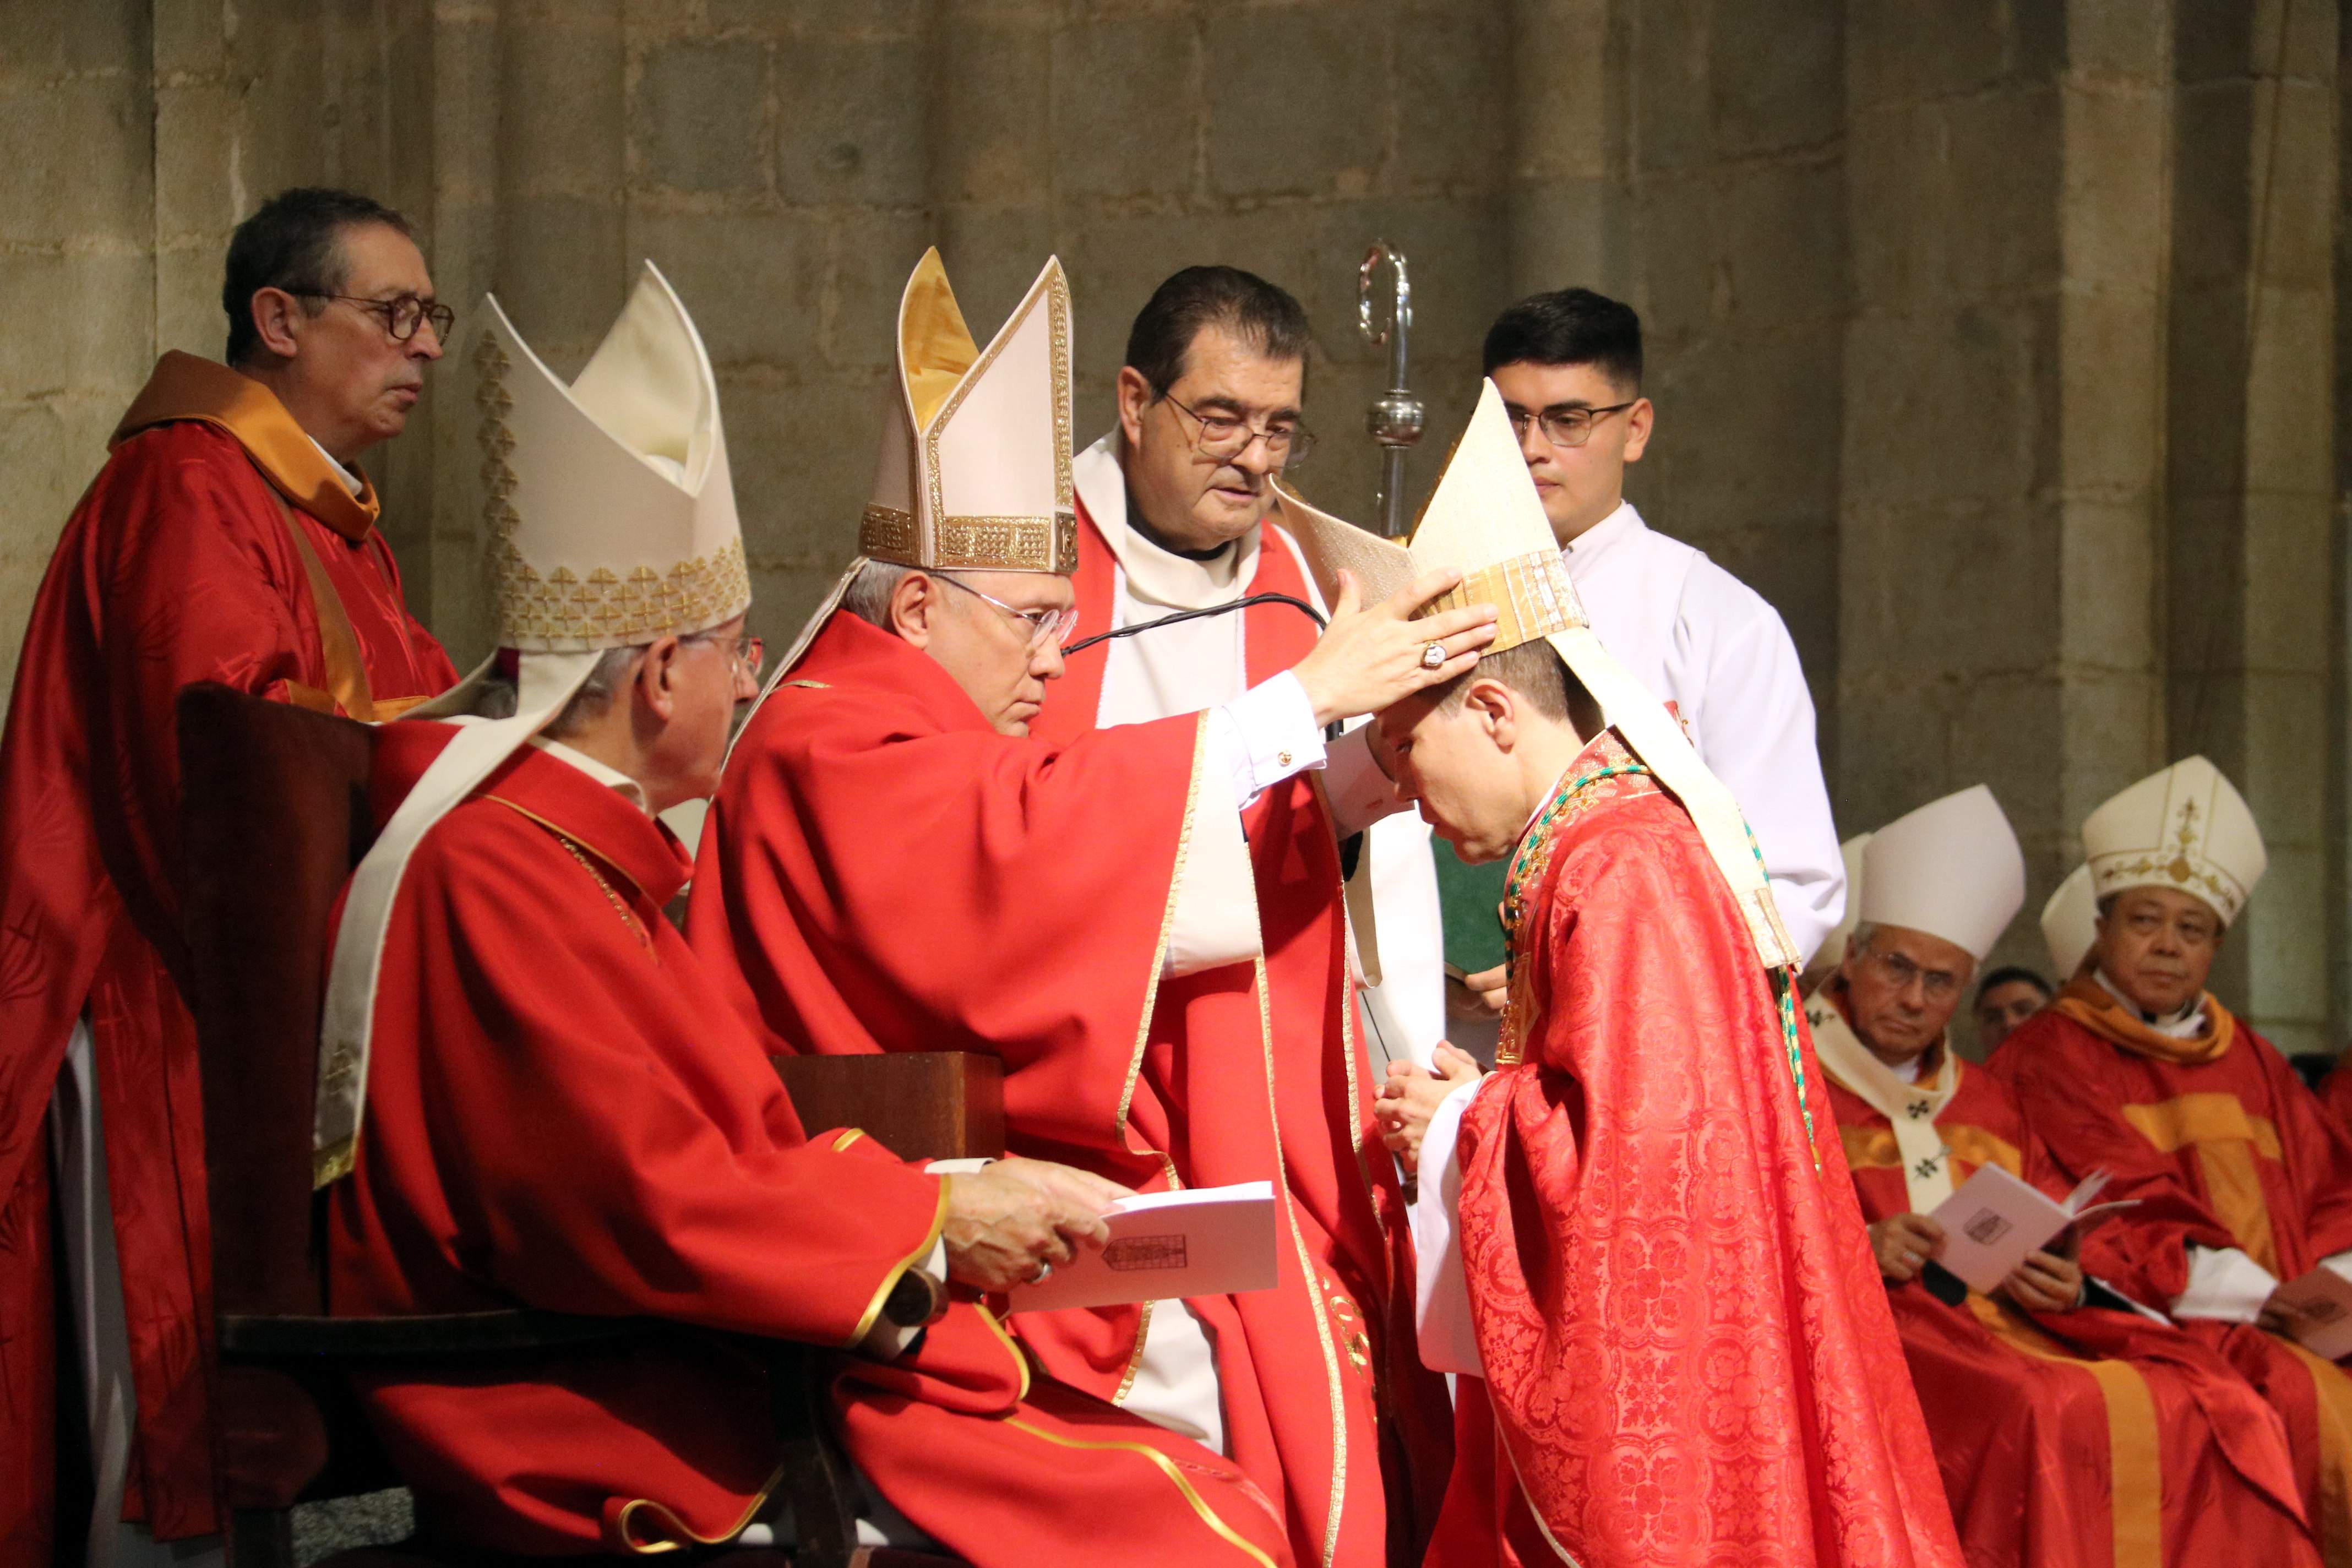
[{"x1": 2052, "y1": 972, "x2": 2236, "y2": 1067}]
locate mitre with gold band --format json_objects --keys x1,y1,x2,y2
[
  {"x1": 2080, "y1": 755, "x2": 2267, "y2": 927},
  {"x1": 1276, "y1": 377, "x2": 1801, "y2": 971},
  {"x1": 760, "y1": 246, "x2": 1074, "y2": 699},
  {"x1": 313, "y1": 260, "x2": 745, "y2": 1186}
]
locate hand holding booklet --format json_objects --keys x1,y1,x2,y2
[
  {"x1": 2263, "y1": 1266, "x2": 2352, "y2": 1360},
  {"x1": 1925, "y1": 1164, "x2": 2137, "y2": 1296},
  {"x1": 1007, "y1": 1181, "x2": 1278, "y2": 1314}
]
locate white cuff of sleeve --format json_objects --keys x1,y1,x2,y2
[
  {"x1": 2322, "y1": 1250, "x2": 2352, "y2": 1285},
  {"x1": 1411, "y1": 1076, "x2": 1487, "y2": 1376},
  {"x1": 2170, "y1": 1245, "x2": 2280, "y2": 1323},
  {"x1": 858, "y1": 1238, "x2": 949, "y2": 1362},
  {"x1": 1324, "y1": 722, "x2": 1408, "y2": 836},
  {"x1": 1205, "y1": 671, "x2": 1326, "y2": 812}
]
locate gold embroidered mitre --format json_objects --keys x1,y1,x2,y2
[
  {"x1": 2081, "y1": 756, "x2": 2266, "y2": 926},
  {"x1": 1276, "y1": 379, "x2": 1801, "y2": 971},
  {"x1": 474, "y1": 260, "x2": 749, "y2": 651},
  {"x1": 859, "y1": 247, "x2": 1075, "y2": 575}
]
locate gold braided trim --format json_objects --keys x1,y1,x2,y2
[
  {"x1": 616, "y1": 1459, "x2": 791, "y2": 1555},
  {"x1": 846, "y1": 1176, "x2": 951, "y2": 1349},
  {"x1": 858, "y1": 503, "x2": 1076, "y2": 573},
  {"x1": 1001, "y1": 1419, "x2": 1279, "y2": 1568},
  {"x1": 1425, "y1": 549, "x2": 1585, "y2": 655}
]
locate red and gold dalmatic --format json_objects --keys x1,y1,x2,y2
[
  {"x1": 1994, "y1": 982, "x2": 2352, "y2": 1560},
  {"x1": 0, "y1": 352, "x2": 456, "y2": 1554},
  {"x1": 1427, "y1": 736, "x2": 1961, "y2": 1568},
  {"x1": 1821, "y1": 994, "x2": 2313, "y2": 1567},
  {"x1": 330, "y1": 723, "x2": 1291, "y2": 1566}
]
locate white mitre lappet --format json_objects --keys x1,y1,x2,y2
[
  {"x1": 1856, "y1": 785, "x2": 2026, "y2": 963},
  {"x1": 312, "y1": 261, "x2": 745, "y2": 1185},
  {"x1": 2081, "y1": 755, "x2": 2267, "y2": 927},
  {"x1": 1278, "y1": 378, "x2": 1800, "y2": 971},
  {"x1": 763, "y1": 247, "x2": 1073, "y2": 688},
  {"x1": 2042, "y1": 863, "x2": 2098, "y2": 980}
]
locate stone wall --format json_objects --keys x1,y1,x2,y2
[{"x1": 1, "y1": 0, "x2": 2347, "y2": 1050}]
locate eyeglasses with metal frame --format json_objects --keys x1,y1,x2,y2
[
  {"x1": 1504, "y1": 400, "x2": 1637, "y2": 450},
  {"x1": 1159, "y1": 390, "x2": 1316, "y2": 468},
  {"x1": 933, "y1": 573, "x2": 1081, "y2": 653}
]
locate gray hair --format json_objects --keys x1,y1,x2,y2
[
  {"x1": 1845, "y1": 921, "x2": 1880, "y2": 959},
  {"x1": 841, "y1": 559, "x2": 914, "y2": 629},
  {"x1": 476, "y1": 645, "x2": 643, "y2": 737}
]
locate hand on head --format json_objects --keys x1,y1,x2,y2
[
  {"x1": 1291, "y1": 569, "x2": 1498, "y2": 729},
  {"x1": 1374, "y1": 1045, "x2": 1484, "y2": 1172},
  {"x1": 939, "y1": 1156, "x2": 1130, "y2": 1293}
]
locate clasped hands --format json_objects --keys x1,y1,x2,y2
[
  {"x1": 1375, "y1": 1045, "x2": 1486, "y2": 1173},
  {"x1": 1867, "y1": 1212, "x2": 2085, "y2": 1313}
]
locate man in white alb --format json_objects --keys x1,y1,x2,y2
[{"x1": 1448, "y1": 287, "x2": 1844, "y2": 1017}]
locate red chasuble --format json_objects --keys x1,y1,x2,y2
[
  {"x1": 2320, "y1": 1054, "x2": 2352, "y2": 1135},
  {"x1": 690, "y1": 603, "x2": 1447, "y2": 1568},
  {"x1": 1992, "y1": 982, "x2": 2352, "y2": 1559},
  {"x1": 329, "y1": 723, "x2": 1293, "y2": 1565},
  {"x1": 0, "y1": 352, "x2": 456, "y2": 1553},
  {"x1": 1433, "y1": 733, "x2": 1962, "y2": 1568},
  {"x1": 1823, "y1": 1019, "x2": 2312, "y2": 1567}
]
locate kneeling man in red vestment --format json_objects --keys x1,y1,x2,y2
[
  {"x1": 1817, "y1": 786, "x2": 2312, "y2": 1567},
  {"x1": 312, "y1": 264, "x2": 1294, "y2": 1564},
  {"x1": 1351, "y1": 381, "x2": 1962, "y2": 1568}
]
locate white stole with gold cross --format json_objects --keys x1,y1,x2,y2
[{"x1": 1807, "y1": 993, "x2": 1963, "y2": 1213}]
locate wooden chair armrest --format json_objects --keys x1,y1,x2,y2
[{"x1": 772, "y1": 1052, "x2": 1005, "y2": 1163}]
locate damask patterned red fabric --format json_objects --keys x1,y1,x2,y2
[
  {"x1": 1828, "y1": 1045, "x2": 2313, "y2": 1566},
  {"x1": 1437, "y1": 734, "x2": 1962, "y2": 1567},
  {"x1": 0, "y1": 378, "x2": 456, "y2": 1554}
]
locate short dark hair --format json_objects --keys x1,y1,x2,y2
[
  {"x1": 1974, "y1": 965, "x2": 2054, "y2": 1004},
  {"x1": 1123, "y1": 266, "x2": 1311, "y2": 398},
  {"x1": 1433, "y1": 638, "x2": 1595, "y2": 729},
  {"x1": 1482, "y1": 288, "x2": 1643, "y2": 390},
  {"x1": 222, "y1": 187, "x2": 414, "y2": 366}
]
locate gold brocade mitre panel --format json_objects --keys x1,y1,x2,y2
[
  {"x1": 473, "y1": 262, "x2": 750, "y2": 652},
  {"x1": 859, "y1": 248, "x2": 1076, "y2": 576},
  {"x1": 2081, "y1": 756, "x2": 2267, "y2": 927}
]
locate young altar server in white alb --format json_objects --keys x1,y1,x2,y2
[{"x1": 1473, "y1": 287, "x2": 1845, "y2": 973}]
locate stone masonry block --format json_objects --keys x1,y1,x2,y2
[
  {"x1": 2169, "y1": 80, "x2": 2255, "y2": 291},
  {"x1": 154, "y1": 79, "x2": 240, "y2": 239},
  {"x1": 0, "y1": 251, "x2": 154, "y2": 398},
  {"x1": 935, "y1": 10, "x2": 1052, "y2": 206},
  {"x1": 1637, "y1": 173, "x2": 1724, "y2": 335},
  {"x1": 2060, "y1": 80, "x2": 2166, "y2": 293},
  {"x1": 825, "y1": 210, "x2": 936, "y2": 371},
  {"x1": 2057, "y1": 289, "x2": 2162, "y2": 496},
  {"x1": 1845, "y1": 0, "x2": 2006, "y2": 112},
  {"x1": 0, "y1": 75, "x2": 151, "y2": 244},
  {"x1": 2055, "y1": 499, "x2": 2158, "y2": 670},
  {"x1": 636, "y1": 38, "x2": 767, "y2": 193},
  {"x1": 630, "y1": 209, "x2": 824, "y2": 371},
  {"x1": 1949, "y1": 672, "x2": 2066, "y2": 832},
  {"x1": 1724, "y1": 157, "x2": 1844, "y2": 325},
  {"x1": 1, "y1": 0, "x2": 146, "y2": 83},
  {"x1": 1507, "y1": 176, "x2": 1632, "y2": 301},
  {"x1": 2065, "y1": 0, "x2": 2171, "y2": 79},
  {"x1": 1941, "y1": 85, "x2": 2061, "y2": 301},
  {"x1": 2240, "y1": 669, "x2": 2327, "y2": 838},
  {"x1": 157, "y1": 242, "x2": 225, "y2": 361},
  {"x1": 1206, "y1": 4, "x2": 1383, "y2": 200},
  {"x1": 1843, "y1": 101, "x2": 1931, "y2": 309},
  {"x1": 2240, "y1": 493, "x2": 2332, "y2": 674},
  {"x1": 1397, "y1": 2, "x2": 1508, "y2": 193},
  {"x1": 1712, "y1": 0, "x2": 1842, "y2": 157},
  {"x1": 2244, "y1": 284, "x2": 2333, "y2": 492},
  {"x1": 503, "y1": 23, "x2": 627, "y2": 194},
  {"x1": 776, "y1": 32, "x2": 927, "y2": 208},
  {"x1": 932, "y1": 206, "x2": 1058, "y2": 340},
  {"x1": 1632, "y1": 0, "x2": 1709, "y2": 175},
  {"x1": 1050, "y1": 14, "x2": 1196, "y2": 202},
  {"x1": 1510, "y1": 0, "x2": 1611, "y2": 182}
]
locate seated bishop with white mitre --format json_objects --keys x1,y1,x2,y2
[
  {"x1": 1816, "y1": 786, "x2": 2315, "y2": 1567},
  {"x1": 313, "y1": 263, "x2": 1298, "y2": 1566}
]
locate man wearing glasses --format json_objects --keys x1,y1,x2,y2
[
  {"x1": 0, "y1": 187, "x2": 458, "y2": 1563},
  {"x1": 1447, "y1": 288, "x2": 1844, "y2": 1019}
]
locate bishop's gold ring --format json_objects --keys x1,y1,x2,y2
[{"x1": 1420, "y1": 641, "x2": 1447, "y2": 670}]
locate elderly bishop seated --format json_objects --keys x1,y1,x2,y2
[
  {"x1": 1816, "y1": 787, "x2": 2315, "y2": 1567},
  {"x1": 688, "y1": 249, "x2": 1477, "y2": 1568},
  {"x1": 313, "y1": 264, "x2": 1297, "y2": 1565},
  {"x1": 1994, "y1": 760, "x2": 2352, "y2": 1564}
]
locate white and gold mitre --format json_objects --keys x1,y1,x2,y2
[
  {"x1": 473, "y1": 262, "x2": 748, "y2": 649},
  {"x1": 1277, "y1": 379, "x2": 1801, "y2": 971},
  {"x1": 859, "y1": 247, "x2": 1074, "y2": 576},
  {"x1": 2043, "y1": 863, "x2": 2098, "y2": 978},
  {"x1": 1859, "y1": 786, "x2": 2024, "y2": 963},
  {"x1": 2081, "y1": 756, "x2": 2266, "y2": 925}
]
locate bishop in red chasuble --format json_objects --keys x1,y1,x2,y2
[
  {"x1": 1994, "y1": 758, "x2": 2352, "y2": 1562},
  {"x1": 318, "y1": 264, "x2": 1292, "y2": 1564},
  {"x1": 691, "y1": 252, "x2": 1474, "y2": 1568},
  {"x1": 1367, "y1": 382, "x2": 1962, "y2": 1568},
  {"x1": 0, "y1": 199, "x2": 457, "y2": 1555},
  {"x1": 1819, "y1": 787, "x2": 2312, "y2": 1567}
]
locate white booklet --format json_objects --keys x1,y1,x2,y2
[
  {"x1": 1926, "y1": 1164, "x2": 2135, "y2": 1295},
  {"x1": 1007, "y1": 1181, "x2": 1278, "y2": 1314},
  {"x1": 2265, "y1": 1267, "x2": 2352, "y2": 1360}
]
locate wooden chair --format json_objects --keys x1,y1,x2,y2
[{"x1": 175, "y1": 683, "x2": 988, "y2": 1567}]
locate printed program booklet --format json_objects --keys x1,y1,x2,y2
[
  {"x1": 1007, "y1": 1180, "x2": 1278, "y2": 1314},
  {"x1": 1926, "y1": 1165, "x2": 2135, "y2": 1295}
]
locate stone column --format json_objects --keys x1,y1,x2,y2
[
  {"x1": 1841, "y1": 1, "x2": 2171, "y2": 992},
  {"x1": 2165, "y1": 0, "x2": 2338, "y2": 1049}
]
